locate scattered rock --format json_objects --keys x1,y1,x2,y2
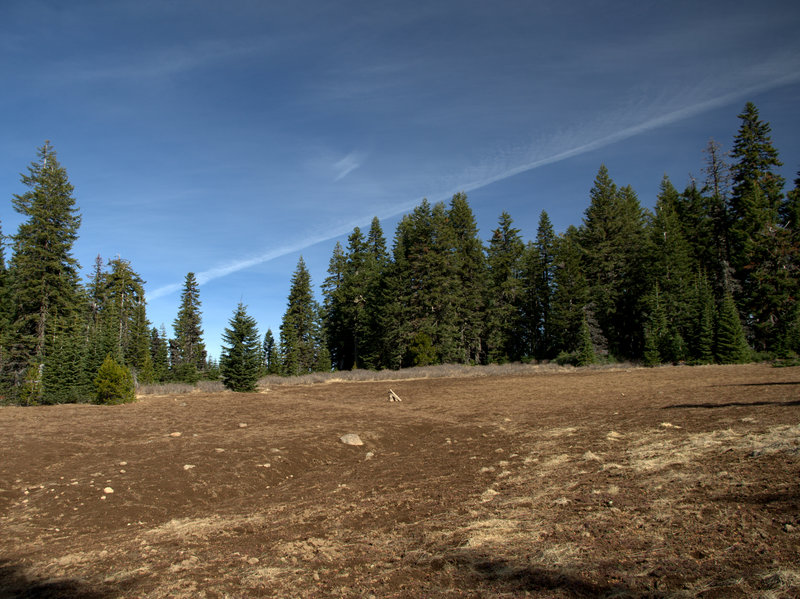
[
  {"x1": 119, "y1": 461, "x2": 127, "y2": 466},
  {"x1": 215, "y1": 448, "x2": 225, "y2": 453},
  {"x1": 247, "y1": 557, "x2": 260, "y2": 565},
  {"x1": 340, "y1": 434, "x2": 364, "y2": 446},
  {"x1": 659, "y1": 422, "x2": 681, "y2": 429},
  {"x1": 169, "y1": 432, "x2": 182, "y2": 437},
  {"x1": 365, "y1": 452, "x2": 375, "y2": 460},
  {"x1": 606, "y1": 431, "x2": 624, "y2": 441},
  {"x1": 103, "y1": 487, "x2": 114, "y2": 494},
  {"x1": 582, "y1": 451, "x2": 601, "y2": 461},
  {"x1": 183, "y1": 464, "x2": 196, "y2": 470},
  {"x1": 239, "y1": 423, "x2": 248, "y2": 428}
]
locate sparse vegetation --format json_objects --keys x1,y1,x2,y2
[{"x1": 2, "y1": 364, "x2": 798, "y2": 597}]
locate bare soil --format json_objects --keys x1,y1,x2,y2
[{"x1": 1, "y1": 364, "x2": 799, "y2": 598}]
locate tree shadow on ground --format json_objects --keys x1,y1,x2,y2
[
  {"x1": 445, "y1": 552, "x2": 664, "y2": 598},
  {"x1": 662, "y1": 398, "x2": 800, "y2": 409},
  {"x1": 713, "y1": 381, "x2": 800, "y2": 387},
  {"x1": 0, "y1": 560, "x2": 122, "y2": 599}
]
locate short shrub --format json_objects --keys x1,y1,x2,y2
[{"x1": 94, "y1": 355, "x2": 136, "y2": 405}]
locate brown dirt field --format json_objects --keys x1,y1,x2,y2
[{"x1": 1, "y1": 364, "x2": 799, "y2": 598}]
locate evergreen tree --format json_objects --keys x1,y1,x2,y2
[
  {"x1": 101, "y1": 257, "x2": 147, "y2": 368},
  {"x1": 321, "y1": 241, "x2": 348, "y2": 370},
  {"x1": 729, "y1": 102, "x2": 785, "y2": 269},
  {"x1": 715, "y1": 293, "x2": 751, "y2": 364},
  {"x1": 575, "y1": 315, "x2": 597, "y2": 367},
  {"x1": 697, "y1": 139, "x2": 736, "y2": 294},
  {"x1": 447, "y1": 193, "x2": 487, "y2": 364},
  {"x1": 687, "y1": 273, "x2": 715, "y2": 364},
  {"x1": 385, "y1": 200, "x2": 462, "y2": 367},
  {"x1": 41, "y1": 321, "x2": 89, "y2": 403},
  {"x1": 150, "y1": 325, "x2": 170, "y2": 382},
  {"x1": 220, "y1": 303, "x2": 261, "y2": 392},
  {"x1": 359, "y1": 217, "x2": 390, "y2": 369},
  {"x1": 280, "y1": 257, "x2": 324, "y2": 375},
  {"x1": 6, "y1": 142, "x2": 82, "y2": 399},
  {"x1": 486, "y1": 211, "x2": 524, "y2": 362},
  {"x1": 648, "y1": 176, "x2": 694, "y2": 349},
  {"x1": 0, "y1": 220, "x2": 10, "y2": 383},
  {"x1": 549, "y1": 226, "x2": 589, "y2": 355},
  {"x1": 781, "y1": 170, "x2": 800, "y2": 236},
  {"x1": 580, "y1": 167, "x2": 649, "y2": 358},
  {"x1": 263, "y1": 328, "x2": 279, "y2": 374},
  {"x1": 728, "y1": 103, "x2": 787, "y2": 352},
  {"x1": 130, "y1": 303, "x2": 153, "y2": 383},
  {"x1": 521, "y1": 211, "x2": 556, "y2": 360},
  {"x1": 94, "y1": 354, "x2": 136, "y2": 405},
  {"x1": 172, "y1": 272, "x2": 206, "y2": 381}
]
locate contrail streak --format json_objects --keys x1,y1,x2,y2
[{"x1": 148, "y1": 71, "x2": 799, "y2": 301}]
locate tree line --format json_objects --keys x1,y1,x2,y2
[
  {"x1": 288, "y1": 102, "x2": 799, "y2": 371},
  {"x1": 1, "y1": 102, "x2": 798, "y2": 403}
]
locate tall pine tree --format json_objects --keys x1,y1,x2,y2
[
  {"x1": 447, "y1": 193, "x2": 487, "y2": 365},
  {"x1": 6, "y1": 142, "x2": 83, "y2": 401},
  {"x1": 580, "y1": 167, "x2": 649, "y2": 358},
  {"x1": 172, "y1": 272, "x2": 206, "y2": 382},
  {"x1": 728, "y1": 102, "x2": 788, "y2": 352},
  {"x1": 549, "y1": 226, "x2": 590, "y2": 357},
  {"x1": 280, "y1": 257, "x2": 324, "y2": 375},
  {"x1": 521, "y1": 211, "x2": 556, "y2": 360},
  {"x1": 486, "y1": 211, "x2": 524, "y2": 362}
]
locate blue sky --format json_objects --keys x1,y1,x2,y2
[{"x1": 2, "y1": 0, "x2": 799, "y2": 359}]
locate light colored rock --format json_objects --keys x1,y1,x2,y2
[
  {"x1": 169, "y1": 432, "x2": 182, "y2": 437},
  {"x1": 340, "y1": 433, "x2": 364, "y2": 446},
  {"x1": 239, "y1": 423, "x2": 248, "y2": 428},
  {"x1": 183, "y1": 464, "x2": 196, "y2": 470},
  {"x1": 103, "y1": 487, "x2": 114, "y2": 494}
]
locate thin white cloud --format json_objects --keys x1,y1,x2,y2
[
  {"x1": 333, "y1": 151, "x2": 365, "y2": 181},
  {"x1": 61, "y1": 37, "x2": 270, "y2": 83},
  {"x1": 147, "y1": 69, "x2": 800, "y2": 301}
]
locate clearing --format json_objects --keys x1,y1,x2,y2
[{"x1": 1, "y1": 364, "x2": 798, "y2": 598}]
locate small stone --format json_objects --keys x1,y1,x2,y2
[
  {"x1": 239, "y1": 423, "x2": 248, "y2": 428},
  {"x1": 183, "y1": 464, "x2": 196, "y2": 470},
  {"x1": 103, "y1": 487, "x2": 114, "y2": 494},
  {"x1": 247, "y1": 557, "x2": 259, "y2": 565},
  {"x1": 215, "y1": 448, "x2": 225, "y2": 453},
  {"x1": 119, "y1": 461, "x2": 127, "y2": 466},
  {"x1": 340, "y1": 433, "x2": 364, "y2": 446},
  {"x1": 169, "y1": 432, "x2": 182, "y2": 437},
  {"x1": 365, "y1": 452, "x2": 374, "y2": 460},
  {"x1": 783, "y1": 523, "x2": 795, "y2": 533},
  {"x1": 313, "y1": 571, "x2": 321, "y2": 581}
]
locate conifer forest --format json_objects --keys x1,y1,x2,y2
[{"x1": 1, "y1": 102, "x2": 798, "y2": 404}]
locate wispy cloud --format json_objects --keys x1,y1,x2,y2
[
  {"x1": 147, "y1": 69, "x2": 800, "y2": 301},
  {"x1": 448, "y1": 70, "x2": 800, "y2": 198},
  {"x1": 333, "y1": 151, "x2": 365, "y2": 181},
  {"x1": 59, "y1": 37, "x2": 269, "y2": 83}
]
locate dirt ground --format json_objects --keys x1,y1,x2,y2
[{"x1": 1, "y1": 364, "x2": 798, "y2": 598}]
